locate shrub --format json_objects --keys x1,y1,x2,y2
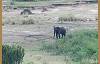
[
  {"x1": 58, "y1": 16, "x2": 89, "y2": 22},
  {"x1": 2, "y1": 45, "x2": 25, "y2": 64},
  {"x1": 11, "y1": 22, "x2": 16, "y2": 25},
  {"x1": 22, "y1": 19, "x2": 35, "y2": 25},
  {"x1": 58, "y1": 16, "x2": 78, "y2": 22}
]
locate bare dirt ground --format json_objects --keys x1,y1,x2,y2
[{"x1": 2, "y1": 3, "x2": 98, "y2": 64}]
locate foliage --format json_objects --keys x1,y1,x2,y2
[
  {"x1": 12, "y1": 0, "x2": 98, "y2": 2},
  {"x1": 14, "y1": 0, "x2": 51, "y2": 2},
  {"x1": 58, "y1": 16, "x2": 88, "y2": 22},
  {"x1": 2, "y1": 45, "x2": 25, "y2": 64},
  {"x1": 41, "y1": 29, "x2": 98, "y2": 63}
]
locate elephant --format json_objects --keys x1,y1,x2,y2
[{"x1": 54, "y1": 26, "x2": 66, "y2": 39}]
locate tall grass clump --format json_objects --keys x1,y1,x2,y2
[
  {"x1": 2, "y1": 45, "x2": 25, "y2": 64},
  {"x1": 41, "y1": 29, "x2": 98, "y2": 63},
  {"x1": 58, "y1": 16, "x2": 86, "y2": 22}
]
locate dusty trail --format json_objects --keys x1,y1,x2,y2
[{"x1": 3, "y1": 22, "x2": 97, "y2": 43}]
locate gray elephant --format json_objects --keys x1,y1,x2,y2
[{"x1": 54, "y1": 26, "x2": 66, "y2": 39}]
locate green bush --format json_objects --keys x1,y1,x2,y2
[
  {"x1": 22, "y1": 19, "x2": 35, "y2": 25},
  {"x1": 2, "y1": 45, "x2": 25, "y2": 64},
  {"x1": 42, "y1": 29, "x2": 98, "y2": 63},
  {"x1": 58, "y1": 16, "x2": 85, "y2": 22}
]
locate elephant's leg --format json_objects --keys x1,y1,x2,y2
[
  {"x1": 54, "y1": 31, "x2": 56, "y2": 38},
  {"x1": 62, "y1": 33, "x2": 66, "y2": 38},
  {"x1": 62, "y1": 34, "x2": 64, "y2": 38},
  {"x1": 63, "y1": 33, "x2": 66, "y2": 38},
  {"x1": 58, "y1": 33, "x2": 61, "y2": 39},
  {"x1": 56, "y1": 33, "x2": 58, "y2": 39}
]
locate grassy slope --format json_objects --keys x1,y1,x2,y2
[{"x1": 42, "y1": 29, "x2": 98, "y2": 63}]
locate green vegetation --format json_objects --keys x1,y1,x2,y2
[
  {"x1": 14, "y1": 0, "x2": 52, "y2": 2},
  {"x1": 2, "y1": 45, "x2": 25, "y2": 64},
  {"x1": 4, "y1": 0, "x2": 65, "y2": 7},
  {"x1": 41, "y1": 29, "x2": 98, "y2": 63},
  {"x1": 3, "y1": 0, "x2": 98, "y2": 8},
  {"x1": 59, "y1": 16, "x2": 83, "y2": 22}
]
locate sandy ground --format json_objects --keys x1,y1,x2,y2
[{"x1": 3, "y1": 4, "x2": 98, "y2": 18}]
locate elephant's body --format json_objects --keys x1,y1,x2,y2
[{"x1": 54, "y1": 26, "x2": 66, "y2": 39}]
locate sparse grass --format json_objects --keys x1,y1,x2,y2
[
  {"x1": 3, "y1": 15, "x2": 37, "y2": 25},
  {"x1": 3, "y1": 13, "x2": 94, "y2": 25},
  {"x1": 3, "y1": 3, "x2": 98, "y2": 25},
  {"x1": 41, "y1": 29, "x2": 98, "y2": 64},
  {"x1": 3, "y1": 14, "x2": 56, "y2": 25}
]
